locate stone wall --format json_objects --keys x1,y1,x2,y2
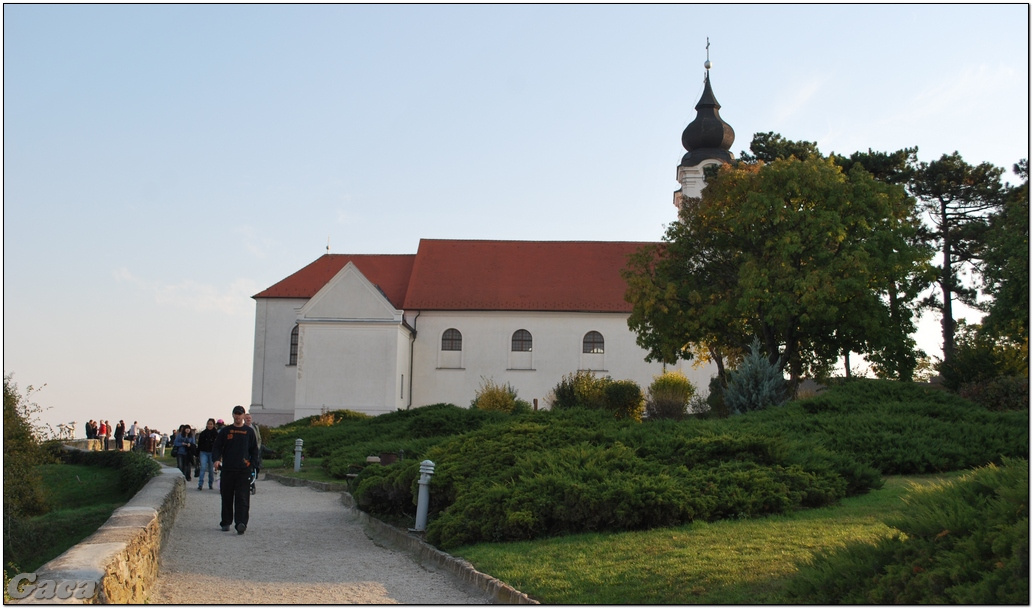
[{"x1": 17, "y1": 466, "x2": 185, "y2": 604}]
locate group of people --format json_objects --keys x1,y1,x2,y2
[
  {"x1": 171, "y1": 406, "x2": 263, "y2": 536},
  {"x1": 85, "y1": 419, "x2": 169, "y2": 455},
  {"x1": 89, "y1": 406, "x2": 264, "y2": 537}
]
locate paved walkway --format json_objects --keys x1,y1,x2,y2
[{"x1": 147, "y1": 476, "x2": 488, "y2": 604}]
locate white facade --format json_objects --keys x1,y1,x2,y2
[
  {"x1": 674, "y1": 158, "x2": 725, "y2": 206},
  {"x1": 250, "y1": 262, "x2": 716, "y2": 425},
  {"x1": 407, "y1": 310, "x2": 712, "y2": 411}
]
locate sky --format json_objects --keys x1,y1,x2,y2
[{"x1": 4, "y1": 4, "x2": 1029, "y2": 438}]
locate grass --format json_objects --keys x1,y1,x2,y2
[
  {"x1": 6, "y1": 463, "x2": 138, "y2": 573},
  {"x1": 263, "y1": 457, "x2": 337, "y2": 483},
  {"x1": 449, "y1": 473, "x2": 963, "y2": 604}
]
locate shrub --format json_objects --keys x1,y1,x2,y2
[
  {"x1": 703, "y1": 376, "x2": 730, "y2": 418},
  {"x1": 550, "y1": 371, "x2": 643, "y2": 420},
  {"x1": 314, "y1": 404, "x2": 507, "y2": 481},
  {"x1": 57, "y1": 448, "x2": 160, "y2": 493},
  {"x1": 4, "y1": 377, "x2": 50, "y2": 519},
  {"x1": 605, "y1": 380, "x2": 644, "y2": 421},
  {"x1": 550, "y1": 371, "x2": 609, "y2": 411},
  {"x1": 353, "y1": 460, "x2": 421, "y2": 517},
  {"x1": 938, "y1": 323, "x2": 1028, "y2": 391},
  {"x1": 421, "y1": 410, "x2": 857, "y2": 549},
  {"x1": 751, "y1": 379, "x2": 1028, "y2": 475},
  {"x1": 785, "y1": 458, "x2": 1029, "y2": 604},
  {"x1": 723, "y1": 338, "x2": 789, "y2": 414},
  {"x1": 958, "y1": 375, "x2": 1029, "y2": 411},
  {"x1": 471, "y1": 378, "x2": 531, "y2": 414},
  {"x1": 645, "y1": 371, "x2": 696, "y2": 420}
]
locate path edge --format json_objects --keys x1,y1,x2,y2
[
  {"x1": 16, "y1": 461, "x2": 185, "y2": 604},
  {"x1": 264, "y1": 472, "x2": 539, "y2": 605}
]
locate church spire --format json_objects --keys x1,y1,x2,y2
[
  {"x1": 673, "y1": 39, "x2": 736, "y2": 207},
  {"x1": 680, "y1": 39, "x2": 735, "y2": 167}
]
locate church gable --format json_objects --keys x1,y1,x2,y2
[{"x1": 299, "y1": 262, "x2": 401, "y2": 321}]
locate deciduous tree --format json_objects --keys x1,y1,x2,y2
[{"x1": 624, "y1": 155, "x2": 931, "y2": 387}]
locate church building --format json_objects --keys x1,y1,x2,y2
[{"x1": 249, "y1": 59, "x2": 735, "y2": 426}]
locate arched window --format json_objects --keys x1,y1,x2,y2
[
  {"x1": 511, "y1": 329, "x2": 532, "y2": 352},
  {"x1": 583, "y1": 331, "x2": 604, "y2": 354},
  {"x1": 289, "y1": 324, "x2": 299, "y2": 365},
  {"x1": 441, "y1": 328, "x2": 463, "y2": 351}
]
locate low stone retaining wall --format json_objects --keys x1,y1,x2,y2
[
  {"x1": 263, "y1": 472, "x2": 538, "y2": 604},
  {"x1": 16, "y1": 466, "x2": 185, "y2": 604}
]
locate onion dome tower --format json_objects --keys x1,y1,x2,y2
[{"x1": 674, "y1": 40, "x2": 735, "y2": 207}]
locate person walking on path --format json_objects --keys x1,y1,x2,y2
[
  {"x1": 213, "y1": 405, "x2": 259, "y2": 535},
  {"x1": 196, "y1": 418, "x2": 218, "y2": 491},
  {"x1": 172, "y1": 425, "x2": 196, "y2": 482}
]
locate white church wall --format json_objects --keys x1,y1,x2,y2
[
  {"x1": 294, "y1": 321, "x2": 407, "y2": 419},
  {"x1": 250, "y1": 298, "x2": 305, "y2": 427},
  {"x1": 407, "y1": 310, "x2": 717, "y2": 410},
  {"x1": 676, "y1": 159, "x2": 724, "y2": 203}
]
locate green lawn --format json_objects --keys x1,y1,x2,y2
[
  {"x1": 5, "y1": 463, "x2": 138, "y2": 573},
  {"x1": 263, "y1": 457, "x2": 336, "y2": 482},
  {"x1": 449, "y1": 473, "x2": 960, "y2": 604}
]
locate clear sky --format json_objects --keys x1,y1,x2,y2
[{"x1": 4, "y1": 4, "x2": 1029, "y2": 437}]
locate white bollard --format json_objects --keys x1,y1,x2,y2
[
  {"x1": 294, "y1": 439, "x2": 304, "y2": 472},
  {"x1": 413, "y1": 460, "x2": 435, "y2": 532}
]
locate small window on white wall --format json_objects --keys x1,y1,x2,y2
[
  {"x1": 583, "y1": 331, "x2": 604, "y2": 354},
  {"x1": 289, "y1": 324, "x2": 299, "y2": 366},
  {"x1": 441, "y1": 328, "x2": 462, "y2": 351},
  {"x1": 511, "y1": 329, "x2": 532, "y2": 352}
]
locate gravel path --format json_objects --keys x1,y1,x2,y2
[{"x1": 147, "y1": 476, "x2": 488, "y2": 604}]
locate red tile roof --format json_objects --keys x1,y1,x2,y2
[
  {"x1": 252, "y1": 254, "x2": 416, "y2": 308},
  {"x1": 254, "y1": 240, "x2": 656, "y2": 313}
]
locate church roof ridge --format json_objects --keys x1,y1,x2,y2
[{"x1": 255, "y1": 239, "x2": 656, "y2": 313}]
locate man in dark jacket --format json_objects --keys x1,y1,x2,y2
[{"x1": 212, "y1": 405, "x2": 259, "y2": 535}]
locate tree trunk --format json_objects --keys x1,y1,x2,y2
[{"x1": 940, "y1": 198, "x2": 956, "y2": 365}]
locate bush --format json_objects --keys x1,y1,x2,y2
[
  {"x1": 57, "y1": 448, "x2": 160, "y2": 494},
  {"x1": 605, "y1": 380, "x2": 645, "y2": 421},
  {"x1": 958, "y1": 375, "x2": 1029, "y2": 411},
  {"x1": 703, "y1": 376, "x2": 730, "y2": 418},
  {"x1": 753, "y1": 379, "x2": 1029, "y2": 475},
  {"x1": 938, "y1": 322, "x2": 1028, "y2": 391},
  {"x1": 420, "y1": 409, "x2": 859, "y2": 549},
  {"x1": 313, "y1": 404, "x2": 507, "y2": 481},
  {"x1": 549, "y1": 371, "x2": 643, "y2": 420},
  {"x1": 645, "y1": 371, "x2": 696, "y2": 420},
  {"x1": 723, "y1": 338, "x2": 789, "y2": 414},
  {"x1": 785, "y1": 458, "x2": 1029, "y2": 604},
  {"x1": 4, "y1": 377, "x2": 50, "y2": 519},
  {"x1": 471, "y1": 378, "x2": 531, "y2": 414},
  {"x1": 550, "y1": 371, "x2": 609, "y2": 411}
]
